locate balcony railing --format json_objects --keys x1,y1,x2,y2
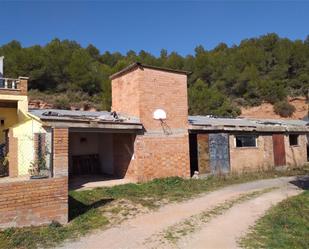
[{"x1": 0, "y1": 78, "x2": 20, "y2": 90}]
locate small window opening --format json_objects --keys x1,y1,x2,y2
[
  {"x1": 235, "y1": 135, "x2": 257, "y2": 148},
  {"x1": 0, "y1": 119, "x2": 4, "y2": 126},
  {"x1": 289, "y1": 134, "x2": 299, "y2": 146}
]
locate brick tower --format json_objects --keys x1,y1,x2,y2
[{"x1": 111, "y1": 63, "x2": 191, "y2": 181}]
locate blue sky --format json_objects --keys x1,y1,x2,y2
[{"x1": 0, "y1": 1, "x2": 309, "y2": 56}]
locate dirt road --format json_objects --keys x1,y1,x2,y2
[{"x1": 57, "y1": 176, "x2": 303, "y2": 249}]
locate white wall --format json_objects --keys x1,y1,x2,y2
[
  {"x1": 69, "y1": 132, "x2": 99, "y2": 156},
  {"x1": 69, "y1": 132, "x2": 114, "y2": 175},
  {"x1": 99, "y1": 133, "x2": 114, "y2": 175}
]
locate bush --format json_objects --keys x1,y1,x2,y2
[
  {"x1": 189, "y1": 79, "x2": 241, "y2": 117},
  {"x1": 273, "y1": 101, "x2": 296, "y2": 117},
  {"x1": 54, "y1": 96, "x2": 71, "y2": 110}
]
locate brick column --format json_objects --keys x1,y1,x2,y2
[
  {"x1": 53, "y1": 128, "x2": 68, "y2": 177},
  {"x1": 18, "y1": 77, "x2": 28, "y2": 96},
  {"x1": 8, "y1": 130, "x2": 18, "y2": 177}
]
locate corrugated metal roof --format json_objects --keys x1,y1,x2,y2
[
  {"x1": 29, "y1": 109, "x2": 141, "y2": 124},
  {"x1": 250, "y1": 118, "x2": 308, "y2": 126},
  {"x1": 188, "y1": 116, "x2": 257, "y2": 127},
  {"x1": 29, "y1": 110, "x2": 309, "y2": 132},
  {"x1": 189, "y1": 115, "x2": 309, "y2": 132}
]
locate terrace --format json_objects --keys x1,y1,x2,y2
[{"x1": 0, "y1": 77, "x2": 28, "y2": 96}]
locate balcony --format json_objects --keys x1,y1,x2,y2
[{"x1": 0, "y1": 77, "x2": 28, "y2": 96}]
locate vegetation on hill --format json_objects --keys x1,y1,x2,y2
[{"x1": 1, "y1": 33, "x2": 309, "y2": 116}]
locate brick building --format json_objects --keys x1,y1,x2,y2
[{"x1": 0, "y1": 62, "x2": 309, "y2": 228}]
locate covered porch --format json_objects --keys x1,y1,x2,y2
[
  {"x1": 29, "y1": 109, "x2": 143, "y2": 190},
  {"x1": 68, "y1": 128, "x2": 139, "y2": 190}
]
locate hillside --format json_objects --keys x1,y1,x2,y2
[
  {"x1": 28, "y1": 94, "x2": 308, "y2": 121},
  {"x1": 240, "y1": 97, "x2": 308, "y2": 120},
  {"x1": 1, "y1": 33, "x2": 309, "y2": 117}
]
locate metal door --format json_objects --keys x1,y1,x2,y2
[{"x1": 209, "y1": 133, "x2": 230, "y2": 174}]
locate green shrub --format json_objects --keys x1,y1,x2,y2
[
  {"x1": 273, "y1": 101, "x2": 296, "y2": 117},
  {"x1": 54, "y1": 96, "x2": 71, "y2": 110}
]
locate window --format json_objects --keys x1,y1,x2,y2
[
  {"x1": 289, "y1": 134, "x2": 299, "y2": 146},
  {"x1": 235, "y1": 135, "x2": 257, "y2": 148},
  {"x1": 0, "y1": 119, "x2": 4, "y2": 126}
]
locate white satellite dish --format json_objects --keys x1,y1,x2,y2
[{"x1": 153, "y1": 109, "x2": 167, "y2": 120}]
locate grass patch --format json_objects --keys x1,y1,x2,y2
[
  {"x1": 239, "y1": 190, "x2": 309, "y2": 249},
  {"x1": 70, "y1": 166, "x2": 309, "y2": 209},
  {"x1": 0, "y1": 167, "x2": 307, "y2": 249},
  {"x1": 0, "y1": 209, "x2": 108, "y2": 249}
]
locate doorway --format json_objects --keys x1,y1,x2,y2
[
  {"x1": 189, "y1": 133, "x2": 230, "y2": 176},
  {"x1": 272, "y1": 134, "x2": 286, "y2": 166},
  {"x1": 209, "y1": 133, "x2": 230, "y2": 174},
  {"x1": 68, "y1": 130, "x2": 136, "y2": 190}
]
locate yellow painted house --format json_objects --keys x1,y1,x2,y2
[{"x1": 0, "y1": 59, "x2": 47, "y2": 177}]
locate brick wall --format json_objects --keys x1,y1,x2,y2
[
  {"x1": 138, "y1": 68, "x2": 189, "y2": 131},
  {"x1": 112, "y1": 69, "x2": 141, "y2": 118},
  {"x1": 111, "y1": 66, "x2": 190, "y2": 181},
  {"x1": 133, "y1": 134, "x2": 190, "y2": 181},
  {"x1": 53, "y1": 128, "x2": 68, "y2": 177},
  {"x1": 284, "y1": 134, "x2": 307, "y2": 166},
  {"x1": 19, "y1": 78, "x2": 28, "y2": 96},
  {"x1": 8, "y1": 129, "x2": 18, "y2": 177},
  {"x1": 0, "y1": 177, "x2": 68, "y2": 228},
  {"x1": 113, "y1": 133, "x2": 137, "y2": 178}
]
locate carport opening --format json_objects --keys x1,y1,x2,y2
[{"x1": 68, "y1": 130, "x2": 136, "y2": 190}]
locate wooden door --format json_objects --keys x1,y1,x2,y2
[
  {"x1": 197, "y1": 134, "x2": 211, "y2": 174},
  {"x1": 209, "y1": 133, "x2": 230, "y2": 174},
  {"x1": 272, "y1": 134, "x2": 286, "y2": 166}
]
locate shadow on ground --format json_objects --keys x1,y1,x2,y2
[
  {"x1": 290, "y1": 176, "x2": 309, "y2": 190},
  {"x1": 69, "y1": 196, "x2": 114, "y2": 221}
]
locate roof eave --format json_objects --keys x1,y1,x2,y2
[{"x1": 109, "y1": 62, "x2": 191, "y2": 80}]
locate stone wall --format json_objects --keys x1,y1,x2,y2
[
  {"x1": 229, "y1": 134, "x2": 274, "y2": 172},
  {"x1": 195, "y1": 132, "x2": 308, "y2": 174},
  {"x1": 284, "y1": 134, "x2": 307, "y2": 166},
  {"x1": 0, "y1": 176, "x2": 68, "y2": 228}
]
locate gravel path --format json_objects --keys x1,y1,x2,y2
[
  {"x1": 56, "y1": 176, "x2": 302, "y2": 249},
  {"x1": 178, "y1": 186, "x2": 301, "y2": 249}
]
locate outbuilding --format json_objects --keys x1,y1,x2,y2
[
  {"x1": 188, "y1": 116, "x2": 309, "y2": 176},
  {"x1": 1, "y1": 62, "x2": 308, "y2": 228}
]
